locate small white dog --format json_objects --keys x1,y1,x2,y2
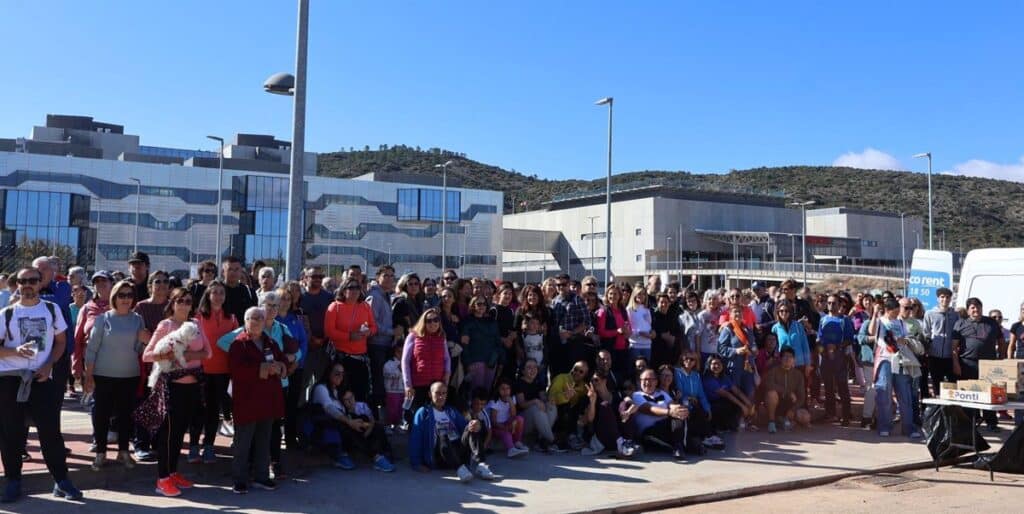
[{"x1": 148, "y1": 321, "x2": 199, "y2": 387}]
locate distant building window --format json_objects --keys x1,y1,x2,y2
[
  {"x1": 396, "y1": 188, "x2": 460, "y2": 222},
  {"x1": 635, "y1": 228, "x2": 642, "y2": 236},
  {"x1": 581, "y1": 232, "x2": 607, "y2": 240},
  {"x1": 635, "y1": 254, "x2": 642, "y2": 262}
]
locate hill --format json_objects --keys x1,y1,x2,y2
[{"x1": 317, "y1": 145, "x2": 1024, "y2": 250}]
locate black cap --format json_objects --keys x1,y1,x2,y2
[{"x1": 128, "y1": 251, "x2": 150, "y2": 266}]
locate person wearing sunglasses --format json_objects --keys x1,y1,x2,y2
[
  {"x1": 187, "y1": 260, "x2": 218, "y2": 310},
  {"x1": 0, "y1": 268, "x2": 81, "y2": 503},
  {"x1": 72, "y1": 271, "x2": 114, "y2": 397},
  {"x1": 550, "y1": 274, "x2": 592, "y2": 376},
  {"x1": 132, "y1": 270, "x2": 172, "y2": 458},
  {"x1": 126, "y1": 251, "x2": 151, "y2": 305},
  {"x1": 402, "y1": 308, "x2": 451, "y2": 420},
  {"x1": 325, "y1": 278, "x2": 377, "y2": 403},
  {"x1": 460, "y1": 295, "x2": 502, "y2": 394},
  {"x1": 816, "y1": 295, "x2": 855, "y2": 425},
  {"x1": 548, "y1": 360, "x2": 590, "y2": 451},
  {"x1": 84, "y1": 280, "x2": 149, "y2": 472}
]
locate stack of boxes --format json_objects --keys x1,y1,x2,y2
[{"x1": 939, "y1": 359, "x2": 1024, "y2": 404}]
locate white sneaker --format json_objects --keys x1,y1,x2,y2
[
  {"x1": 508, "y1": 447, "x2": 529, "y2": 458},
  {"x1": 514, "y1": 442, "x2": 528, "y2": 451},
  {"x1": 475, "y1": 463, "x2": 496, "y2": 480},
  {"x1": 616, "y1": 437, "x2": 635, "y2": 457},
  {"x1": 219, "y1": 420, "x2": 235, "y2": 437},
  {"x1": 580, "y1": 436, "x2": 605, "y2": 456},
  {"x1": 457, "y1": 464, "x2": 474, "y2": 483}
]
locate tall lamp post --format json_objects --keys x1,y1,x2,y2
[
  {"x1": 434, "y1": 160, "x2": 453, "y2": 270},
  {"x1": 206, "y1": 135, "x2": 225, "y2": 262},
  {"x1": 912, "y1": 152, "x2": 933, "y2": 250},
  {"x1": 789, "y1": 200, "x2": 815, "y2": 285},
  {"x1": 586, "y1": 215, "x2": 599, "y2": 278},
  {"x1": 900, "y1": 212, "x2": 908, "y2": 293},
  {"x1": 595, "y1": 97, "x2": 613, "y2": 288},
  {"x1": 129, "y1": 177, "x2": 141, "y2": 254},
  {"x1": 264, "y1": 0, "x2": 309, "y2": 281}
]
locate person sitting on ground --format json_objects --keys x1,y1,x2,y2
[
  {"x1": 703, "y1": 354, "x2": 755, "y2": 433},
  {"x1": 629, "y1": 368, "x2": 690, "y2": 461},
  {"x1": 764, "y1": 348, "x2": 811, "y2": 434},
  {"x1": 309, "y1": 361, "x2": 359, "y2": 470},
  {"x1": 580, "y1": 369, "x2": 637, "y2": 458},
  {"x1": 548, "y1": 360, "x2": 590, "y2": 451},
  {"x1": 336, "y1": 390, "x2": 396, "y2": 472},
  {"x1": 487, "y1": 380, "x2": 529, "y2": 458},
  {"x1": 673, "y1": 350, "x2": 721, "y2": 450},
  {"x1": 515, "y1": 358, "x2": 558, "y2": 452},
  {"x1": 409, "y1": 382, "x2": 494, "y2": 482}
]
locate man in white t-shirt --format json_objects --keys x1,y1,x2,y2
[
  {"x1": 0, "y1": 268, "x2": 81, "y2": 503},
  {"x1": 630, "y1": 368, "x2": 689, "y2": 461}
]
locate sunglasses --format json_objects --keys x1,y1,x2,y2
[
  {"x1": 174, "y1": 297, "x2": 192, "y2": 304},
  {"x1": 116, "y1": 293, "x2": 135, "y2": 300},
  {"x1": 16, "y1": 277, "x2": 41, "y2": 285},
  {"x1": 571, "y1": 368, "x2": 585, "y2": 374},
  {"x1": 556, "y1": 282, "x2": 569, "y2": 288},
  {"x1": 152, "y1": 279, "x2": 170, "y2": 285},
  {"x1": 425, "y1": 318, "x2": 440, "y2": 323},
  {"x1": 201, "y1": 269, "x2": 216, "y2": 274},
  {"x1": 345, "y1": 285, "x2": 361, "y2": 291}
]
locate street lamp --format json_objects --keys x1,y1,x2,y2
[
  {"x1": 912, "y1": 152, "x2": 933, "y2": 250},
  {"x1": 789, "y1": 200, "x2": 816, "y2": 285},
  {"x1": 900, "y1": 212, "x2": 908, "y2": 293},
  {"x1": 595, "y1": 96, "x2": 613, "y2": 288},
  {"x1": 263, "y1": 0, "x2": 309, "y2": 281},
  {"x1": 129, "y1": 177, "x2": 141, "y2": 254},
  {"x1": 586, "y1": 215, "x2": 599, "y2": 277},
  {"x1": 206, "y1": 135, "x2": 225, "y2": 262},
  {"x1": 434, "y1": 160, "x2": 453, "y2": 270}
]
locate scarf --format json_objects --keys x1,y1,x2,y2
[{"x1": 730, "y1": 319, "x2": 753, "y2": 372}]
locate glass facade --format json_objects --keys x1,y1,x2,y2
[
  {"x1": 241, "y1": 175, "x2": 289, "y2": 263},
  {"x1": 1, "y1": 189, "x2": 93, "y2": 267},
  {"x1": 396, "y1": 188, "x2": 460, "y2": 222}
]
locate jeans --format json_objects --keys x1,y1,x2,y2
[
  {"x1": 233, "y1": 419, "x2": 272, "y2": 484},
  {"x1": 0, "y1": 376, "x2": 68, "y2": 482},
  {"x1": 821, "y1": 350, "x2": 851, "y2": 420},
  {"x1": 521, "y1": 402, "x2": 557, "y2": 443},
  {"x1": 875, "y1": 360, "x2": 917, "y2": 435},
  {"x1": 860, "y1": 364, "x2": 876, "y2": 418}
]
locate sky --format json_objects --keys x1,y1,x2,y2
[{"x1": 2, "y1": 1, "x2": 1023, "y2": 182}]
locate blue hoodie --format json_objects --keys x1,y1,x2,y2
[
  {"x1": 409, "y1": 404, "x2": 468, "y2": 469},
  {"x1": 673, "y1": 366, "x2": 711, "y2": 413}
]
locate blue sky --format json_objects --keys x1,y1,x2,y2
[{"x1": 3, "y1": 1, "x2": 1023, "y2": 181}]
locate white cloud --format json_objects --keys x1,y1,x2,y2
[
  {"x1": 947, "y1": 156, "x2": 1024, "y2": 183},
  {"x1": 832, "y1": 148, "x2": 904, "y2": 170}
]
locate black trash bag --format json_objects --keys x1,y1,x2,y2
[
  {"x1": 923, "y1": 404, "x2": 990, "y2": 462},
  {"x1": 974, "y1": 423, "x2": 1024, "y2": 474}
]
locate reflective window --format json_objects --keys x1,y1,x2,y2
[
  {"x1": 397, "y1": 189, "x2": 418, "y2": 221},
  {"x1": 2, "y1": 189, "x2": 82, "y2": 260},
  {"x1": 397, "y1": 188, "x2": 460, "y2": 222}
]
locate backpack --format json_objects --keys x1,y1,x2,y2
[{"x1": 2, "y1": 300, "x2": 59, "y2": 343}]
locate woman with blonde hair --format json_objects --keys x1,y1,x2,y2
[
  {"x1": 402, "y1": 308, "x2": 452, "y2": 417},
  {"x1": 626, "y1": 285, "x2": 655, "y2": 363}
]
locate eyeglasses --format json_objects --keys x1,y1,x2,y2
[
  {"x1": 16, "y1": 277, "x2": 40, "y2": 285},
  {"x1": 556, "y1": 282, "x2": 569, "y2": 288},
  {"x1": 174, "y1": 297, "x2": 192, "y2": 304},
  {"x1": 116, "y1": 292, "x2": 135, "y2": 300},
  {"x1": 443, "y1": 275, "x2": 456, "y2": 280},
  {"x1": 425, "y1": 317, "x2": 440, "y2": 323},
  {"x1": 346, "y1": 285, "x2": 361, "y2": 291},
  {"x1": 152, "y1": 279, "x2": 170, "y2": 285}
]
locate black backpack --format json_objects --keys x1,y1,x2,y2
[{"x1": 2, "y1": 300, "x2": 59, "y2": 343}]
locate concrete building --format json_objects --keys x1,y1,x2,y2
[
  {"x1": 502, "y1": 183, "x2": 921, "y2": 285},
  {"x1": 0, "y1": 115, "x2": 502, "y2": 279}
]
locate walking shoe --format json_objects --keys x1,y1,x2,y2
[
  {"x1": 860, "y1": 417, "x2": 870, "y2": 428},
  {"x1": 2, "y1": 480, "x2": 21, "y2": 503},
  {"x1": 333, "y1": 454, "x2": 356, "y2": 470},
  {"x1": 986, "y1": 424, "x2": 1002, "y2": 433},
  {"x1": 537, "y1": 439, "x2": 551, "y2": 453},
  {"x1": 170, "y1": 472, "x2": 194, "y2": 489},
  {"x1": 232, "y1": 482, "x2": 248, "y2": 495},
  {"x1": 155, "y1": 478, "x2": 181, "y2": 497},
  {"x1": 252, "y1": 479, "x2": 277, "y2": 491},
  {"x1": 202, "y1": 446, "x2": 217, "y2": 464},
  {"x1": 373, "y1": 455, "x2": 395, "y2": 473},
  {"x1": 134, "y1": 448, "x2": 156, "y2": 462},
  {"x1": 21, "y1": 450, "x2": 30, "y2": 461},
  {"x1": 508, "y1": 446, "x2": 529, "y2": 458},
  {"x1": 219, "y1": 420, "x2": 234, "y2": 437},
  {"x1": 767, "y1": 421, "x2": 777, "y2": 434},
  {"x1": 879, "y1": 431, "x2": 890, "y2": 437},
  {"x1": 91, "y1": 452, "x2": 106, "y2": 471},
  {"x1": 475, "y1": 462, "x2": 496, "y2": 480},
  {"x1": 514, "y1": 441, "x2": 529, "y2": 451},
  {"x1": 186, "y1": 445, "x2": 200, "y2": 464},
  {"x1": 567, "y1": 434, "x2": 585, "y2": 451},
  {"x1": 580, "y1": 436, "x2": 604, "y2": 456},
  {"x1": 840, "y1": 418, "x2": 850, "y2": 427},
  {"x1": 738, "y1": 420, "x2": 748, "y2": 432},
  {"x1": 53, "y1": 480, "x2": 83, "y2": 501},
  {"x1": 549, "y1": 443, "x2": 569, "y2": 454},
  {"x1": 456, "y1": 464, "x2": 474, "y2": 483},
  {"x1": 118, "y1": 450, "x2": 136, "y2": 469},
  {"x1": 672, "y1": 448, "x2": 687, "y2": 461},
  {"x1": 616, "y1": 437, "x2": 636, "y2": 458},
  {"x1": 88, "y1": 442, "x2": 98, "y2": 453},
  {"x1": 783, "y1": 419, "x2": 794, "y2": 432}
]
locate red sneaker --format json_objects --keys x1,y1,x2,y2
[
  {"x1": 155, "y1": 477, "x2": 181, "y2": 497},
  {"x1": 170, "y1": 472, "x2": 194, "y2": 489}
]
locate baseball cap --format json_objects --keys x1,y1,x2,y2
[
  {"x1": 751, "y1": 281, "x2": 765, "y2": 290},
  {"x1": 128, "y1": 251, "x2": 150, "y2": 266},
  {"x1": 91, "y1": 270, "x2": 113, "y2": 282}
]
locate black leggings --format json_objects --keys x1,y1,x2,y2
[
  {"x1": 156, "y1": 381, "x2": 201, "y2": 479},
  {"x1": 434, "y1": 427, "x2": 486, "y2": 469},
  {"x1": 191, "y1": 373, "x2": 230, "y2": 448},
  {"x1": 710, "y1": 398, "x2": 740, "y2": 432},
  {"x1": 341, "y1": 416, "x2": 392, "y2": 458},
  {"x1": 341, "y1": 355, "x2": 371, "y2": 403},
  {"x1": 92, "y1": 376, "x2": 137, "y2": 453}
]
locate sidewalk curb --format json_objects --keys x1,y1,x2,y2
[{"x1": 577, "y1": 456, "x2": 974, "y2": 514}]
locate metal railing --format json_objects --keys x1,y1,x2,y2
[{"x1": 646, "y1": 259, "x2": 908, "y2": 279}]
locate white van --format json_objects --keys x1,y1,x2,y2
[{"x1": 955, "y1": 248, "x2": 1024, "y2": 329}]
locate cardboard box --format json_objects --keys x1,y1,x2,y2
[
  {"x1": 942, "y1": 383, "x2": 1008, "y2": 404},
  {"x1": 979, "y1": 359, "x2": 1024, "y2": 395}
]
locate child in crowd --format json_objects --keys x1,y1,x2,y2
[
  {"x1": 468, "y1": 388, "x2": 493, "y2": 453},
  {"x1": 339, "y1": 391, "x2": 395, "y2": 472},
  {"x1": 521, "y1": 315, "x2": 546, "y2": 384},
  {"x1": 383, "y1": 344, "x2": 405, "y2": 429},
  {"x1": 487, "y1": 380, "x2": 529, "y2": 458}
]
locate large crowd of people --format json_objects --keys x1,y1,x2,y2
[{"x1": 1, "y1": 252, "x2": 1022, "y2": 502}]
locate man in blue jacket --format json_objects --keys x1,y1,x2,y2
[
  {"x1": 817, "y1": 295, "x2": 855, "y2": 425},
  {"x1": 409, "y1": 382, "x2": 493, "y2": 483}
]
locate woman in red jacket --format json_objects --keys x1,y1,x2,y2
[
  {"x1": 401, "y1": 308, "x2": 451, "y2": 417},
  {"x1": 228, "y1": 306, "x2": 287, "y2": 495},
  {"x1": 324, "y1": 278, "x2": 377, "y2": 402}
]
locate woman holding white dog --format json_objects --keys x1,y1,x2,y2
[
  {"x1": 141, "y1": 287, "x2": 211, "y2": 497},
  {"x1": 83, "y1": 280, "x2": 149, "y2": 471}
]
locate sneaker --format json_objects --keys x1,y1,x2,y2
[
  {"x1": 202, "y1": 446, "x2": 216, "y2": 464},
  {"x1": 738, "y1": 420, "x2": 748, "y2": 431},
  {"x1": 783, "y1": 419, "x2": 794, "y2": 432},
  {"x1": 643, "y1": 435, "x2": 673, "y2": 451},
  {"x1": 373, "y1": 455, "x2": 395, "y2": 473},
  {"x1": 567, "y1": 434, "x2": 585, "y2": 451},
  {"x1": 169, "y1": 473, "x2": 193, "y2": 489},
  {"x1": 232, "y1": 482, "x2": 248, "y2": 495},
  {"x1": 537, "y1": 439, "x2": 551, "y2": 453},
  {"x1": 475, "y1": 462, "x2": 496, "y2": 480},
  {"x1": 879, "y1": 431, "x2": 890, "y2": 437},
  {"x1": 580, "y1": 436, "x2": 604, "y2": 456},
  {"x1": 508, "y1": 447, "x2": 529, "y2": 458},
  {"x1": 549, "y1": 443, "x2": 569, "y2": 454},
  {"x1": 333, "y1": 454, "x2": 356, "y2": 470},
  {"x1": 187, "y1": 445, "x2": 201, "y2": 464},
  {"x1": 118, "y1": 450, "x2": 136, "y2": 469},
  {"x1": 673, "y1": 449, "x2": 687, "y2": 461},
  {"x1": 91, "y1": 452, "x2": 106, "y2": 471},
  {"x1": 252, "y1": 478, "x2": 277, "y2": 491},
  {"x1": 860, "y1": 417, "x2": 870, "y2": 428},
  {"x1": 219, "y1": 420, "x2": 234, "y2": 437},
  {"x1": 909, "y1": 431, "x2": 923, "y2": 439},
  {"x1": 88, "y1": 442, "x2": 98, "y2": 453},
  {"x1": 134, "y1": 448, "x2": 156, "y2": 462},
  {"x1": 840, "y1": 418, "x2": 850, "y2": 427},
  {"x1": 2, "y1": 480, "x2": 21, "y2": 503},
  {"x1": 456, "y1": 464, "x2": 474, "y2": 483},
  {"x1": 767, "y1": 421, "x2": 777, "y2": 434},
  {"x1": 616, "y1": 437, "x2": 636, "y2": 457},
  {"x1": 53, "y1": 480, "x2": 83, "y2": 501}
]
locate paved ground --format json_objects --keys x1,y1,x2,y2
[
  {"x1": 4, "y1": 391, "x2": 1018, "y2": 513},
  {"x1": 659, "y1": 467, "x2": 1024, "y2": 514}
]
